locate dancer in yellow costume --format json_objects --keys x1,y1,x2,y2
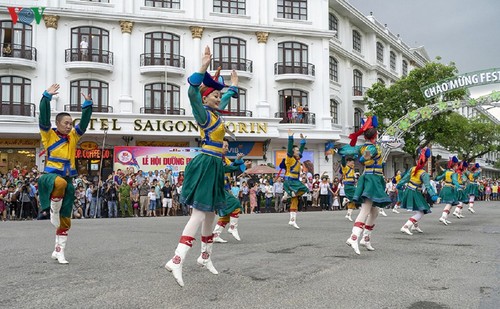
[
  {"x1": 282, "y1": 129, "x2": 309, "y2": 229},
  {"x1": 38, "y1": 84, "x2": 93, "y2": 264}
]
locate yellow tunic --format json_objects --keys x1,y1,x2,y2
[{"x1": 40, "y1": 128, "x2": 82, "y2": 177}]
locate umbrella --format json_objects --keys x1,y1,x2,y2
[{"x1": 244, "y1": 165, "x2": 278, "y2": 174}]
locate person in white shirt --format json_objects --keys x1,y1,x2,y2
[{"x1": 79, "y1": 37, "x2": 88, "y2": 60}]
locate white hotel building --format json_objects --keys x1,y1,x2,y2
[{"x1": 0, "y1": 0, "x2": 497, "y2": 178}]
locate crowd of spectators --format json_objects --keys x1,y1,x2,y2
[{"x1": 0, "y1": 164, "x2": 499, "y2": 222}]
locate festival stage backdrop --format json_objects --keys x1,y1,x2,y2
[
  {"x1": 114, "y1": 146, "x2": 201, "y2": 177},
  {"x1": 274, "y1": 150, "x2": 315, "y2": 176}
]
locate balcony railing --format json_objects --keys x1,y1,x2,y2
[
  {"x1": 227, "y1": 110, "x2": 252, "y2": 116},
  {"x1": 140, "y1": 53, "x2": 185, "y2": 68},
  {"x1": 64, "y1": 104, "x2": 113, "y2": 113},
  {"x1": 1, "y1": 44, "x2": 37, "y2": 60},
  {"x1": 352, "y1": 86, "x2": 368, "y2": 97},
  {"x1": 274, "y1": 111, "x2": 316, "y2": 124},
  {"x1": 65, "y1": 48, "x2": 114, "y2": 64},
  {"x1": 140, "y1": 107, "x2": 185, "y2": 115},
  {"x1": 274, "y1": 62, "x2": 315, "y2": 76},
  {"x1": 211, "y1": 58, "x2": 253, "y2": 72},
  {"x1": 0, "y1": 102, "x2": 35, "y2": 117}
]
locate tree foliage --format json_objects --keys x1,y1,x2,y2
[{"x1": 364, "y1": 61, "x2": 499, "y2": 160}]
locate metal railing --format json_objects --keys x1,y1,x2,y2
[
  {"x1": 1, "y1": 43, "x2": 37, "y2": 60},
  {"x1": 211, "y1": 58, "x2": 253, "y2": 72},
  {"x1": 140, "y1": 107, "x2": 185, "y2": 115},
  {"x1": 352, "y1": 86, "x2": 368, "y2": 97},
  {"x1": 0, "y1": 102, "x2": 35, "y2": 117},
  {"x1": 64, "y1": 104, "x2": 113, "y2": 113},
  {"x1": 229, "y1": 110, "x2": 252, "y2": 116},
  {"x1": 274, "y1": 62, "x2": 315, "y2": 76},
  {"x1": 65, "y1": 48, "x2": 114, "y2": 64},
  {"x1": 140, "y1": 53, "x2": 185, "y2": 68},
  {"x1": 274, "y1": 111, "x2": 316, "y2": 124}
]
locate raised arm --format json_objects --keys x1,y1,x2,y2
[
  {"x1": 187, "y1": 46, "x2": 212, "y2": 125},
  {"x1": 218, "y1": 70, "x2": 239, "y2": 111},
  {"x1": 76, "y1": 92, "x2": 93, "y2": 135},
  {"x1": 39, "y1": 84, "x2": 59, "y2": 131},
  {"x1": 299, "y1": 133, "x2": 306, "y2": 155},
  {"x1": 287, "y1": 129, "x2": 294, "y2": 157}
]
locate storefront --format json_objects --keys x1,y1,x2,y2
[
  {"x1": 75, "y1": 141, "x2": 114, "y2": 180},
  {"x1": 0, "y1": 139, "x2": 39, "y2": 174}
]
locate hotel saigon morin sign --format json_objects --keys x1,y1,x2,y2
[{"x1": 421, "y1": 68, "x2": 500, "y2": 100}]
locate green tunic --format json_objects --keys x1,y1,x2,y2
[
  {"x1": 435, "y1": 170, "x2": 460, "y2": 205},
  {"x1": 397, "y1": 167, "x2": 436, "y2": 214}
]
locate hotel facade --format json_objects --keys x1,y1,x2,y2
[{"x1": 0, "y1": 0, "x2": 498, "y2": 178}]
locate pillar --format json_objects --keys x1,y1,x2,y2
[
  {"x1": 255, "y1": 32, "x2": 270, "y2": 118},
  {"x1": 119, "y1": 21, "x2": 134, "y2": 113},
  {"x1": 43, "y1": 15, "x2": 59, "y2": 111}
]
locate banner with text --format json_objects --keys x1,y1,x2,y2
[
  {"x1": 114, "y1": 146, "x2": 201, "y2": 177},
  {"x1": 227, "y1": 141, "x2": 264, "y2": 158}
]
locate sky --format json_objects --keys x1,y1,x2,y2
[{"x1": 350, "y1": 0, "x2": 500, "y2": 119}]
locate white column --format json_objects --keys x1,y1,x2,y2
[
  {"x1": 43, "y1": 15, "x2": 59, "y2": 111},
  {"x1": 119, "y1": 21, "x2": 134, "y2": 113},
  {"x1": 190, "y1": 26, "x2": 204, "y2": 72},
  {"x1": 255, "y1": 32, "x2": 270, "y2": 118}
]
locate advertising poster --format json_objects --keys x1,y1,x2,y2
[
  {"x1": 274, "y1": 150, "x2": 315, "y2": 177},
  {"x1": 114, "y1": 146, "x2": 201, "y2": 178}
]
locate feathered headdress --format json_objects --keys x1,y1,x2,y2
[
  {"x1": 348, "y1": 115, "x2": 379, "y2": 146},
  {"x1": 447, "y1": 156, "x2": 459, "y2": 169},
  {"x1": 414, "y1": 147, "x2": 431, "y2": 176},
  {"x1": 470, "y1": 163, "x2": 480, "y2": 171},
  {"x1": 458, "y1": 160, "x2": 468, "y2": 173}
]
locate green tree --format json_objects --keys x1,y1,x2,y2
[
  {"x1": 365, "y1": 61, "x2": 467, "y2": 157},
  {"x1": 434, "y1": 113, "x2": 500, "y2": 162}
]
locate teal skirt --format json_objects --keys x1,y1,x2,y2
[
  {"x1": 466, "y1": 183, "x2": 479, "y2": 197},
  {"x1": 353, "y1": 174, "x2": 392, "y2": 208},
  {"x1": 344, "y1": 184, "x2": 356, "y2": 201},
  {"x1": 457, "y1": 189, "x2": 469, "y2": 203},
  {"x1": 438, "y1": 186, "x2": 457, "y2": 205},
  {"x1": 180, "y1": 153, "x2": 226, "y2": 215},
  {"x1": 219, "y1": 190, "x2": 241, "y2": 217},
  {"x1": 400, "y1": 188, "x2": 431, "y2": 214},
  {"x1": 38, "y1": 173, "x2": 75, "y2": 218},
  {"x1": 283, "y1": 179, "x2": 309, "y2": 196}
]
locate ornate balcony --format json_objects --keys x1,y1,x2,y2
[
  {"x1": 139, "y1": 53, "x2": 185, "y2": 76},
  {"x1": 211, "y1": 58, "x2": 253, "y2": 79},
  {"x1": 64, "y1": 105, "x2": 113, "y2": 113},
  {"x1": 274, "y1": 111, "x2": 316, "y2": 125},
  {"x1": 0, "y1": 44, "x2": 37, "y2": 69},
  {"x1": 140, "y1": 107, "x2": 185, "y2": 115},
  {"x1": 64, "y1": 48, "x2": 114, "y2": 72},
  {"x1": 274, "y1": 62, "x2": 315, "y2": 82},
  {"x1": 0, "y1": 101, "x2": 35, "y2": 117}
]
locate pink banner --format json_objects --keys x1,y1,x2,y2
[{"x1": 114, "y1": 146, "x2": 201, "y2": 177}]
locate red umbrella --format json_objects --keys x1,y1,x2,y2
[{"x1": 244, "y1": 165, "x2": 278, "y2": 174}]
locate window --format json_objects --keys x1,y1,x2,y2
[
  {"x1": 353, "y1": 69, "x2": 363, "y2": 96},
  {"x1": 277, "y1": 0, "x2": 307, "y2": 20},
  {"x1": 213, "y1": 37, "x2": 249, "y2": 71},
  {"x1": 402, "y1": 60, "x2": 408, "y2": 77},
  {"x1": 329, "y1": 13, "x2": 338, "y2": 38},
  {"x1": 329, "y1": 56, "x2": 338, "y2": 82},
  {"x1": 144, "y1": 0, "x2": 180, "y2": 9},
  {"x1": 69, "y1": 26, "x2": 111, "y2": 63},
  {"x1": 70, "y1": 80, "x2": 109, "y2": 112},
  {"x1": 278, "y1": 89, "x2": 309, "y2": 123},
  {"x1": 144, "y1": 83, "x2": 181, "y2": 114},
  {"x1": 330, "y1": 99, "x2": 339, "y2": 124},
  {"x1": 221, "y1": 88, "x2": 247, "y2": 116},
  {"x1": 354, "y1": 108, "x2": 363, "y2": 132},
  {"x1": 390, "y1": 51, "x2": 396, "y2": 70},
  {"x1": 352, "y1": 30, "x2": 361, "y2": 53},
  {"x1": 376, "y1": 42, "x2": 384, "y2": 63},
  {"x1": 377, "y1": 78, "x2": 385, "y2": 85},
  {"x1": 0, "y1": 21, "x2": 35, "y2": 60},
  {"x1": 213, "y1": 0, "x2": 245, "y2": 15},
  {"x1": 276, "y1": 41, "x2": 312, "y2": 75},
  {"x1": 142, "y1": 32, "x2": 182, "y2": 67},
  {"x1": 0, "y1": 76, "x2": 32, "y2": 116}
]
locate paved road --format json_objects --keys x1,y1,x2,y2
[{"x1": 1, "y1": 201, "x2": 499, "y2": 309}]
